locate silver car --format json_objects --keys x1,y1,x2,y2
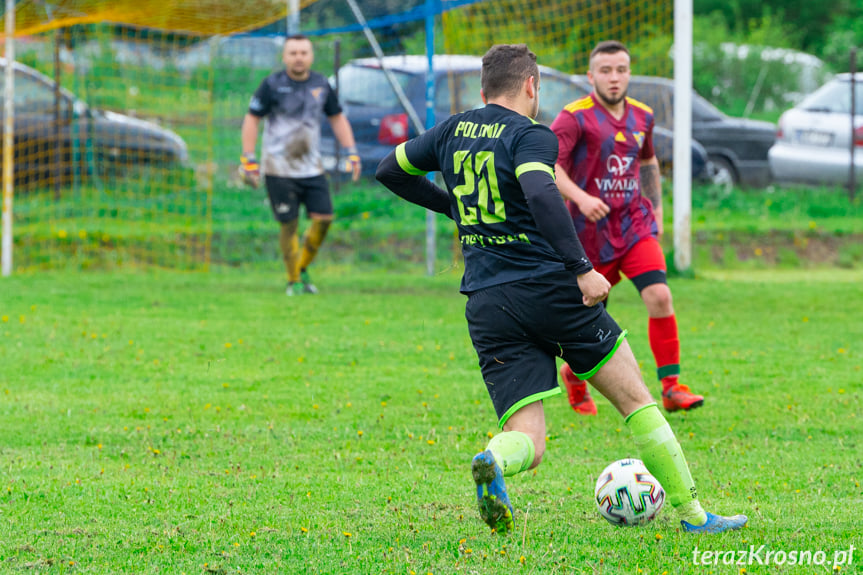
[{"x1": 768, "y1": 73, "x2": 863, "y2": 185}]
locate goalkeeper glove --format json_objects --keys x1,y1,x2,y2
[
  {"x1": 344, "y1": 146, "x2": 361, "y2": 182},
  {"x1": 239, "y1": 153, "x2": 261, "y2": 188}
]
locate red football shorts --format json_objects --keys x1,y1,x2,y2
[{"x1": 593, "y1": 237, "x2": 667, "y2": 289}]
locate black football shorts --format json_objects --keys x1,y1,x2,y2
[
  {"x1": 465, "y1": 269, "x2": 626, "y2": 428},
  {"x1": 264, "y1": 174, "x2": 332, "y2": 222}
]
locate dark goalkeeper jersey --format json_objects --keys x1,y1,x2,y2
[
  {"x1": 395, "y1": 103, "x2": 589, "y2": 293},
  {"x1": 248, "y1": 70, "x2": 342, "y2": 178}
]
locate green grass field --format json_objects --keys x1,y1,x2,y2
[{"x1": 1, "y1": 267, "x2": 860, "y2": 574}]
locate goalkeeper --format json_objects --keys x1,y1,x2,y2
[{"x1": 240, "y1": 34, "x2": 360, "y2": 295}]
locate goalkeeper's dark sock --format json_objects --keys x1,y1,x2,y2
[
  {"x1": 648, "y1": 315, "x2": 680, "y2": 392},
  {"x1": 279, "y1": 220, "x2": 300, "y2": 283},
  {"x1": 298, "y1": 219, "x2": 331, "y2": 271},
  {"x1": 625, "y1": 403, "x2": 707, "y2": 526},
  {"x1": 486, "y1": 431, "x2": 535, "y2": 477}
]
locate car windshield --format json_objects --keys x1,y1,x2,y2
[
  {"x1": 436, "y1": 70, "x2": 484, "y2": 114},
  {"x1": 799, "y1": 77, "x2": 863, "y2": 114},
  {"x1": 0, "y1": 66, "x2": 74, "y2": 113},
  {"x1": 337, "y1": 66, "x2": 413, "y2": 108},
  {"x1": 625, "y1": 80, "x2": 725, "y2": 127}
]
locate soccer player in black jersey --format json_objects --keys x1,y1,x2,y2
[{"x1": 376, "y1": 44, "x2": 746, "y2": 535}]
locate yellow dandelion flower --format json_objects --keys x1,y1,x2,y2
[
  {"x1": 357, "y1": 430, "x2": 363, "y2": 436},
  {"x1": 1, "y1": 315, "x2": 7, "y2": 322},
  {"x1": 78, "y1": 230, "x2": 87, "y2": 239},
  {"x1": 250, "y1": 531, "x2": 256, "y2": 537},
  {"x1": 519, "y1": 555, "x2": 526, "y2": 564},
  {"x1": 427, "y1": 440, "x2": 435, "y2": 445},
  {"x1": 754, "y1": 248, "x2": 763, "y2": 256},
  {"x1": 342, "y1": 531, "x2": 352, "y2": 538},
  {"x1": 301, "y1": 527, "x2": 308, "y2": 533},
  {"x1": 655, "y1": 533, "x2": 663, "y2": 540},
  {"x1": 224, "y1": 342, "x2": 232, "y2": 348}
]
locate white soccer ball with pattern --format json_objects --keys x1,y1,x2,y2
[{"x1": 594, "y1": 458, "x2": 665, "y2": 526}]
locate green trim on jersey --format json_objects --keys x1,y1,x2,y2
[
  {"x1": 574, "y1": 330, "x2": 628, "y2": 380},
  {"x1": 515, "y1": 161, "x2": 555, "y2": 179},
  {"x1": 396, "y1": 143, "x2": 428, "y2": 176},
  {"x1": 498, "y1": 387, "x2": 561, "y2": 429}
]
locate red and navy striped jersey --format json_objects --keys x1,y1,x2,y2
[{"x1": 551, "y1": 92, "x2": 659, "y2": 264}]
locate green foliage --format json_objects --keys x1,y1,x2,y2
[
  {"x1": 691, "y1": 11, "x2": 828, "y2": 120},
  {"x1": 0, "y1": 268, "x2": 860, "y2": 572},
  {"x1": 694, "y1": 0, "x2": 843, "y2": 55}
]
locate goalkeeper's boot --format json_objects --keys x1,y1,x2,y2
[
  {"x1": 471, "y1": 450, "x2": 514, "y2": 534},
  {"x1": 300, "y1": 270, "x2": 319, "y2": 295},
  {"x1": 662, "y1": 381, "x2": 704, "y2": 412},
  {"x1": 681, "y1": 512, "x2": 748, "y2": 533},
  {"x1": 560, "y1": 363, "x2": 597, "y2": 415},
  {"x1": 286, "y1": 283, "x2": 298, "y2": 297}
]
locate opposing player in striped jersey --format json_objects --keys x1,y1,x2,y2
[
  {"x1": 376, "y1": 44, "x2": 746, "y2": 536},
  {"x1": 551, "y1": 40, "x2": 704, "y2": 415}
]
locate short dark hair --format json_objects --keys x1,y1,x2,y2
[
  {"x1": 481, "y1": 44, "x2": 539, "y2": 100},
  {"x1": 286, "y1": 34, "x2": 310, "y2": 43},
  {"x1": 590, "y1": 40, "x2": 629, "y2": 61}
]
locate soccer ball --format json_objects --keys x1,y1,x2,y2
[{"x1": 594, "y1": 458, "x2": 665, "y2": 526}]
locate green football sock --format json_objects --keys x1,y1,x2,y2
[
  {"x1": 487, "y1": 431, "x2": 535, "y2": 477},
  {"x1": 625, "y1": 403, "x2": 708, "y2": 526}
]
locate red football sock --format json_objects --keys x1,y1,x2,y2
[{"x1": 648, "y1": 315, "x2": 680, "y2": 392}]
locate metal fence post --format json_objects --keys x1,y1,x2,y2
[{"x1": 850, "y1": 47, "x2": 857, "y2": 201}]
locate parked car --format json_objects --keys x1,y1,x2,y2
[
  {"x1": 572, "y1": 75, "x2": 777, "y2": 188},
  {"x1": 0, "y1": 58, "x2": 188, "y2": 189},
  {"x1": 768, "y1": 73, "x2": 863, "y2": 186},
  {"x1": 321, "y1": 55, "x2": 708, "y2": 180}
]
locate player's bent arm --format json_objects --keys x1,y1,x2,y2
[
  {"x1": 328, "y1": 113, "x2": 357, "y2": 150},
  {"x1": 519, "y1": 170, "x2": 593, "y2": 275},
  {"x1": 639, "y1": 155, "x2": 663, "y2": 228},
  {"x1": 375, "y1": 149, "x2": 453, "y2": 219},
  {"x1": 554, "y1": 163, "x2": 592, "y2": 204},
  {"x1": 241, "y1": 114, "x2": 261, "y2": 156},
  {"x1": 640, "y1": 156, "x2": 662, "y2": 209}
]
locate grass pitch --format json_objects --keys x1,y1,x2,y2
[{"x1": 0, "y1": 267, "x2": 860, "y2": 573}]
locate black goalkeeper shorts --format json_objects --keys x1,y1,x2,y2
[
  {"x1": 465, "y1": 270, "x2": 626, "y2": 428},
  {"x1": 264, "y1": 174, "x2": 332, "y2": 223}
]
